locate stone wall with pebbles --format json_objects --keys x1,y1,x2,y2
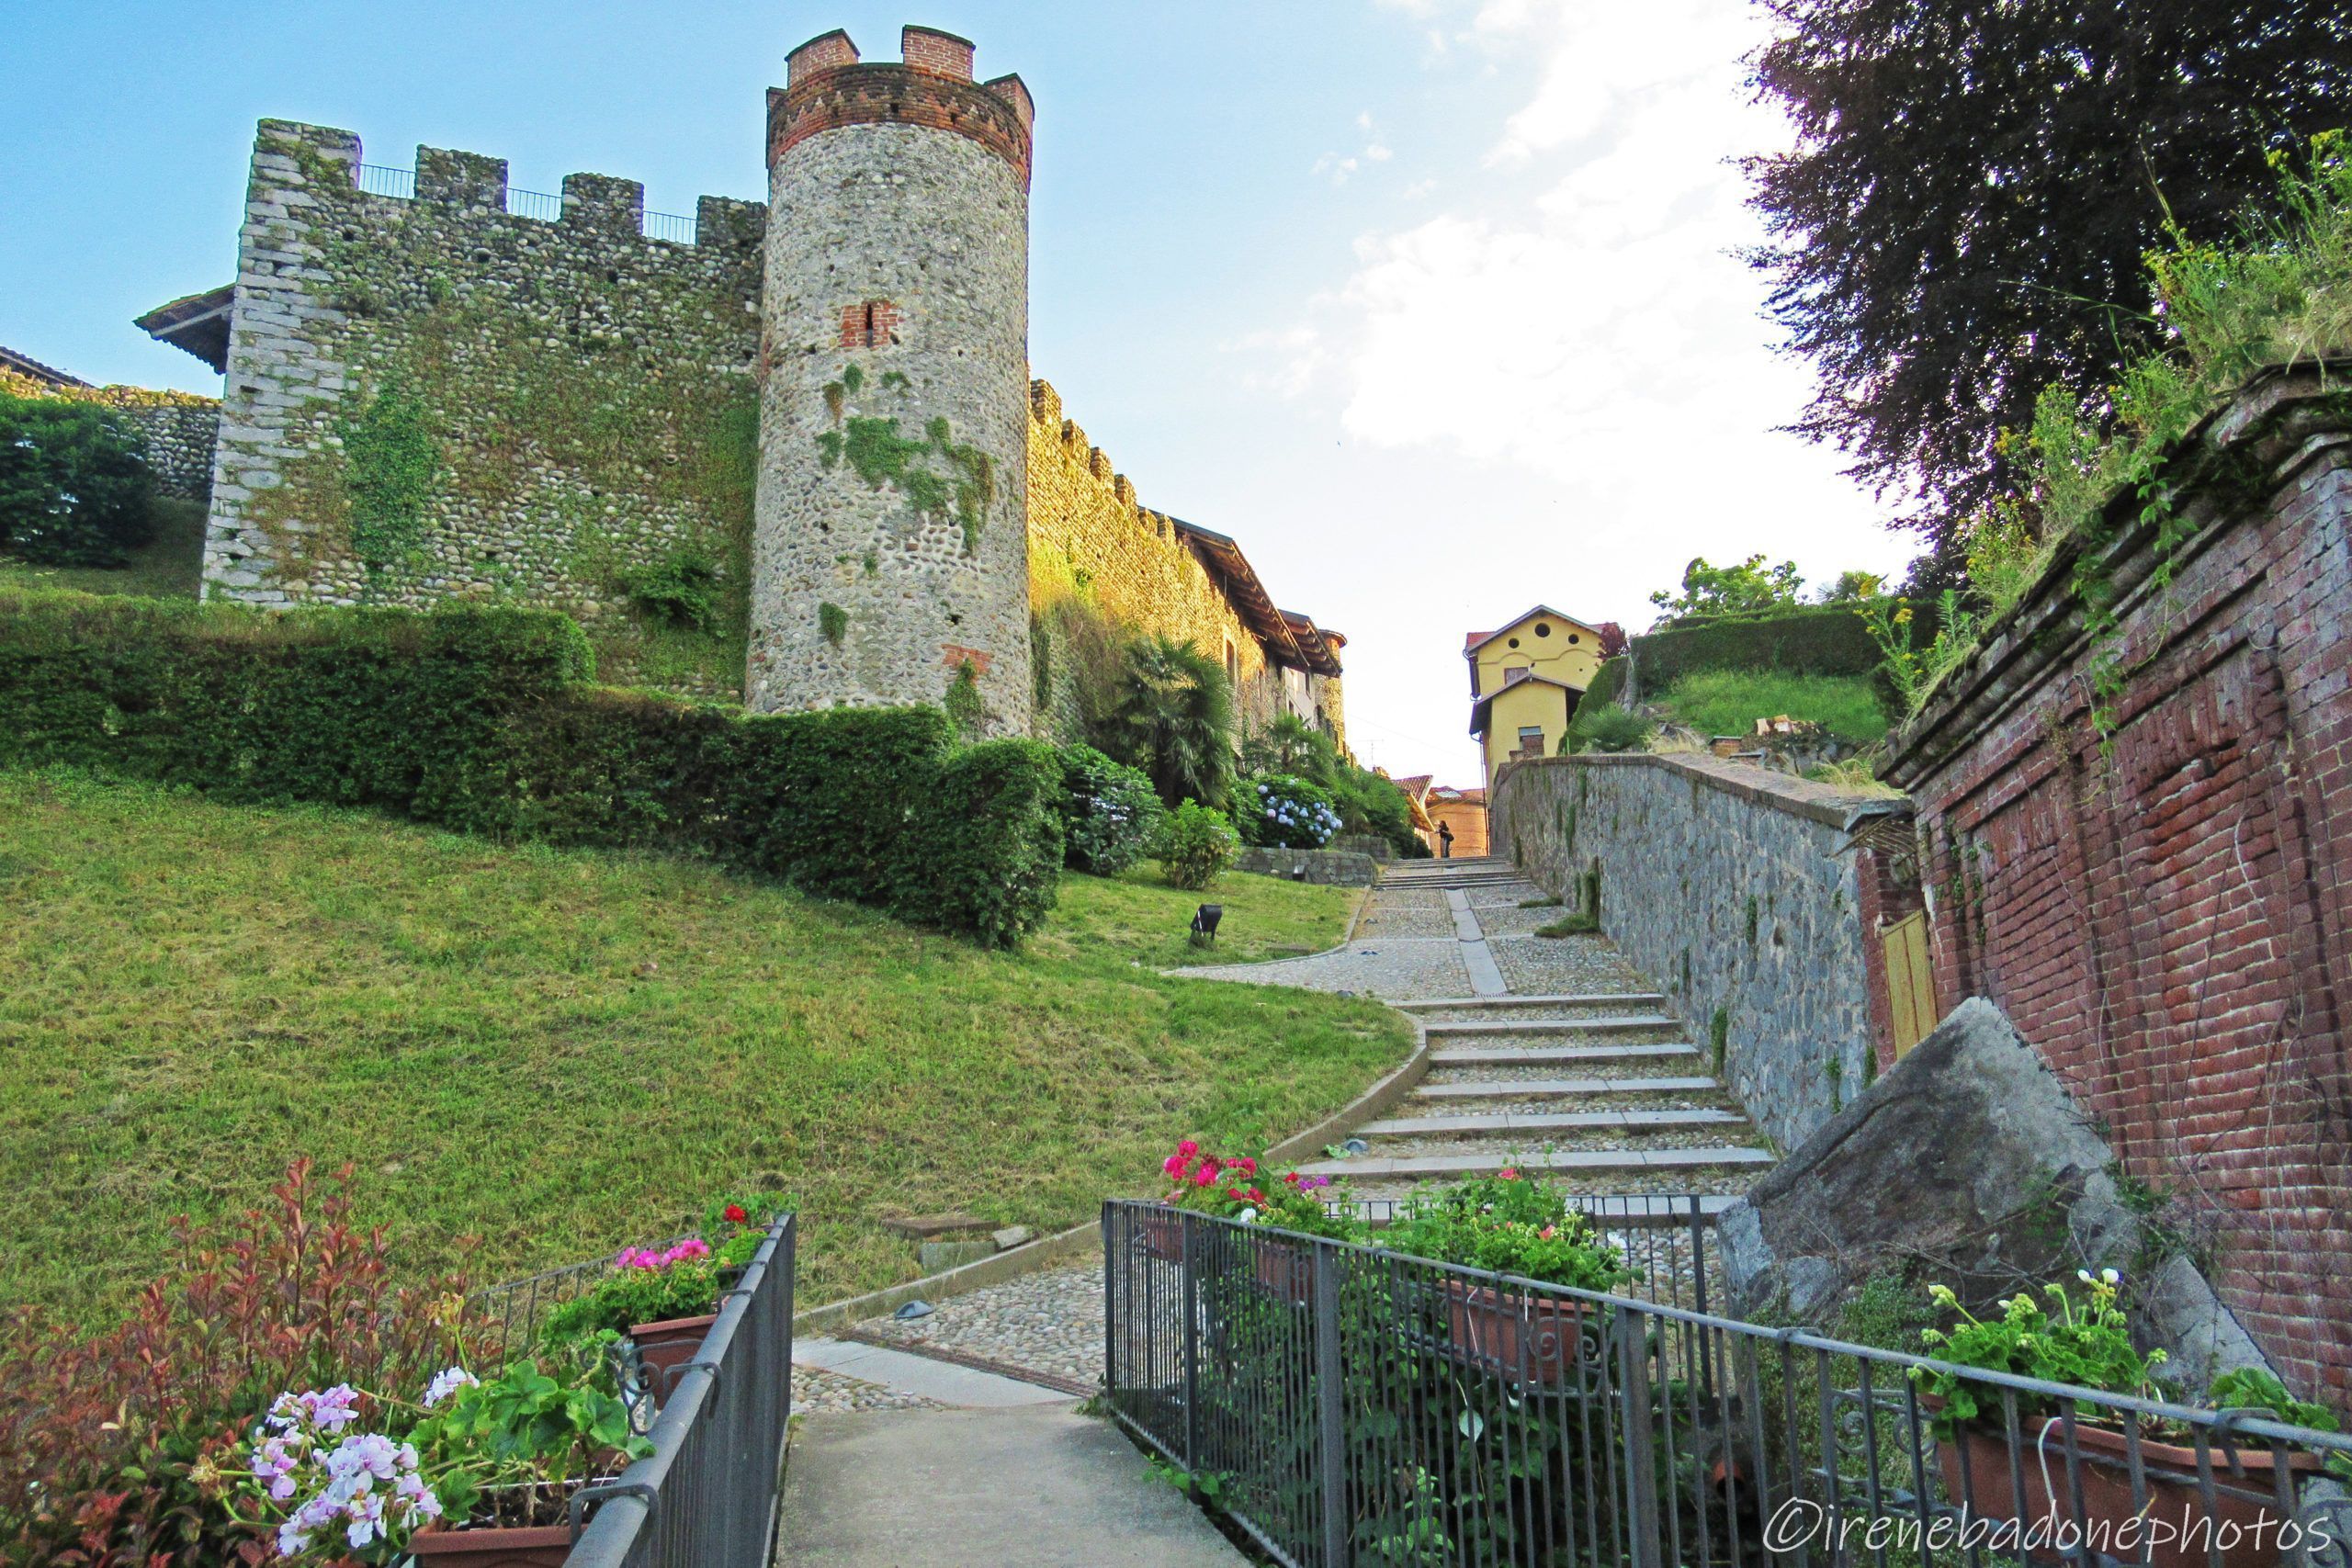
[
  {"x1": 205, "y1": 119, "x2": 765, "y2": 694},
  {"x1": 1, "y1": 370, "x2": 220, "y2": 502},
  {"x1": 1490, "y1": 753, "x2": 1912, "y2": 1149}
]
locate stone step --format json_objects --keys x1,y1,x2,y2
[
  {"x1": 1424, "y1": 1015, "x2": 1679, "y2": 1038},
  {"x1": 1297, "y1": 1145, "x2": 1777, "y2": 1180},
  {"x1": 1357, "y1": 1107, "x2": 1747, "y2": 1138},
  {"x1": 1393, "y1": 992, "x2": 1668, "y2": 1015},
  {"x1": 1427, "y1": 1043, "x2": 1701, "y2": 1068},
  {"x1": 1414, "y1": 1075, "x2": 1726, "y2": 1100},
  {"x1": 1339, "y1": 1192, "x2": 1742, "y2": 1229}
]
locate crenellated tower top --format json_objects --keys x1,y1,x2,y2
[{"x1": 768, "y1": 25, "x2": 1034, "y2": 186}]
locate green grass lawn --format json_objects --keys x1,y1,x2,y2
[
  {"x1": 0, "y1": 770, "x2": 1398, "y2": 1319},
  {"x1": 0, "y1": 496, "x2": 208, "y2": 600},
  {"x1": 1653, "y1": 668, "x2": 1890, "y2": 746}
]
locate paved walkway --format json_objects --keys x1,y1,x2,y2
[
  {"x1": 776, "y1": 858, "x2": 1772, "y2": 1561},
  {"x1": 779, "y1": 1404, "x2": 1246, "y2": 1566}
]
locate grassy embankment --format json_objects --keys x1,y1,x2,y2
[
  {"x1": 0, "y1": 769, "x2": 1399, "y2": 1319},
  {"x1": 1650, "y1": 667, "x2": 1889, "y2": 747}
]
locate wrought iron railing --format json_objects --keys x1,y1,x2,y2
[
  {"x1": 455, "y1": 1214, "x2": 795, "y2": 1567},
  {"x1": 349, "y1": 163, "x2": 700, "y2": 243},
  {"x1": 1105, "y1": 1201, "x2": 2352, "y2": 1568}
]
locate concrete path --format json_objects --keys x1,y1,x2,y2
[
  {"x1": 778, "y1": 1404, "x2": 1247, "y2": 1566},
  {"x1": 792, "y1": 1336, "x2": 1072, "y2": 1408}
]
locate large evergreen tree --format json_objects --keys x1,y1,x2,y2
[{"x1": 1745, "y1": 0, "x2": 2352, "y2": 556}]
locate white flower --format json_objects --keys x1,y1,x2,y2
[
  {"x1": 422, "y1": 1366, "x2": 479, "y2": 1408},
  {"x1": 2101, "y1": 1267, "x2": 2120, "y2": 1285}
]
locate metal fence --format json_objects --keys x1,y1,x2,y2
[
  {"x1": 459, "y1": 1214, "x2": 796, "y2": 1568},
  {"x1": 1105, "y1": 1201, "x2": 2352, "y2": 1568},
  {"x1": 351, "y1": 163, "x2": 700, "y2": 243}
]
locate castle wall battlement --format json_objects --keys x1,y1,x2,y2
[
  {"x1": 203, "y1": 119, "x2": 765, "y2": 694},
  {"x1": 1024, "y1": 378, "x2": 1344, "y2": 748},
  {"x1": 768, "y1": 28, "x2": 1034, "y2": 186}
]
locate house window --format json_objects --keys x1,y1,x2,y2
[
  {"x1": 1533, "y1": 622, "x2": 1551, "y2": 637},
  {"x1": 1503, "y1": 664, "x2": 1530, "y2": 685},
  {"x1": 839, "y1": 298, "x2": 901, "y2": 348},
  {"x1": 1224, "y1": 639, "x2": 1239, "y2": 688},
  {"x1": 1517, "y1": 726, "x2": 1544, "y2": 757}
]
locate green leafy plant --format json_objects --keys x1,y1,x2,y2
[
  {"x1": 0, "y1": 391, "x2": 155, "y2": 567},
  {"x1": 943, "y1": 658, "x2": 987, "y2": 739},
  {"x1": 1107, "y1": 636, "x2": 1236, "y2": 809},
  {"x1": 1534, "y1": 912, "x2": 1600, "y2": 937},
  {"x1": 1237, "y1": 773, "x2": 1343, "y2": 850},
  {"x1": 340, "y1": 379, "x2": 440, "y2": 570},
  {"x1": 1383, "y1": 1172, "x2": 1626, "y2": 1292},
  {"x1": 1914, "y1": 1269, "x2": 2167, "y2": 1428},
  {"x1": 1569, "y1": 705, "x2": 1655, "y2": 754},
  {"x1": 620, "y1": 549, "x2": 720, "y2": 632},
  {"x1": 1648, "y1": 554, "x2": 1805, "y2": 618},
  {"x1": 818, "y1": 600, "x2": 847, "y2": 646},
  {"x1": 813, "y1": 367, "x2": 994, "y2": 551},
  {"x1": 1155, "y1": 799, "x2": 1238, "y2": 890},
  {"x1": 1059, "y1": 743, "x2": 1164, "y2": 876},
  {"x1": 539, "y1": 1255, "x2": 721, "y2": 1349}
]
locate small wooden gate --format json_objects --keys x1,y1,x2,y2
[{"x1": 1882, "y1": 909, "x2": 1938, "y2": 1057}]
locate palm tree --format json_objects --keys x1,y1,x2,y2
[
  {"x1": 1239, "y1": 712, "x2": 1337, "y2": 786},
  {"x1": 1105, "y1": 636, "x2": 1235, "y2": 809}
]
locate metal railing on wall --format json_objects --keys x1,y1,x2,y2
[
  {"x1": 1105, "y1": 1201, "x2": 2352, "y2": 1568},
  {"x1": 464, "y1": 1214, "x2": 797, "y2": 1568},
  {"x1": 350, "y1": 164, "x2": 701, "y2": 244}
]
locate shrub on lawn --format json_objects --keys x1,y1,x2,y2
[
  {"x1": 0, "y1": 589, "x2": 1063, "y2": 945},
  {"x1": 1237, "y1": 773, "x2": 1342, "y2": 850},
  {"x1": 0, "y1": 391, "x2": 155, "y2": 566},
  {"x1": 1156, "y1": 799, "x2": 1238, "y2": 889},
  {"x1": 1058, "y1": 743, "x2": 1164, "y2": 876}
]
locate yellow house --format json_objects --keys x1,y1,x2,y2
[{"x1": 1464, "y1": 604, "x2": 1608, "y2": 792}]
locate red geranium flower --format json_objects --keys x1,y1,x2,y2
[{"x1": 723, "y1": 1203, "x2": 749, "y2": 1224}]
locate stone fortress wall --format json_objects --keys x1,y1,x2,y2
[
  {"x1": 1, "y1": 367, "x2": 220, "y2": 502},
  {"x1": 204, "y1": 119, "x2": 766, "y2": 692},
  {"x1": 174, "y1": 23, "x2": 1346, "y2": 734},
  {"x1": 1025, "y1": 378, "x2": 1343, "y2": 747}
]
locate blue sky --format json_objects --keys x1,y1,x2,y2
[{"x1": 2, "y1": 1, "x2": 1911, "y2": 784}]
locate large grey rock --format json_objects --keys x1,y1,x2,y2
[{"x1": 1719, "y1": 998, "x2": 2268, "y2": 1389}]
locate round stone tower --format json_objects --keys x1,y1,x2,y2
[{"x1": 747, "y1": 25, "x2": 1035, "y2": 734}]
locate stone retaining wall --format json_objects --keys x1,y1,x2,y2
[
  {"x1": 1233, "y1": 846, "x2": 1379, "y2": 886},
  {"x1": 1489, "y1": 752, "x2": 1913, "y2": 1149}
]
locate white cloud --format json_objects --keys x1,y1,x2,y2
[{"x1": 1270, "y1": 0, "x2": 1887, "y2": 564}]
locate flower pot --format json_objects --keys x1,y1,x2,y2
[
  {"x1": 407, "y1": 1523, "x2": 571, "y2": 1567},
  {"x1": 1929, "y1": 1407, "x2": 2322, "y2": 1568},
  {"x1": 1136, "y1": 1209, "x2": 1186, "y2": 1263},
  {"x1": 1440, "y1": 1280, "x2": 1587, "y2": 1386},
  {"x1": 629, "y1": 1311, "x2": 718, "y2": 1394},
  {"x1": 1252, "y1": 1240, "x2": 1315, "y2": 1305}
]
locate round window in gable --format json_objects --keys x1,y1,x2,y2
[
  {"x1": 1507, "y1": 637, "x2": 1521, "y2": 649},
  {"x1": 1534, "y1": 623, "x2": 1552, "y2": 637},
  {"x1": 1567, "y1": 633, "x2": 1580, "y2": 644}
]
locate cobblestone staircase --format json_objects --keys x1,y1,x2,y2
[{"x1": 1293, "y1": 858, "x2": 1771, "y2": 1224}]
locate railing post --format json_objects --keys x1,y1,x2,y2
[
  {"x1": 1688, "y1": 1197, "x2": 1716, "y2": 1404},
  {"x1": 1181, "y1": 1213, "x2": 1202, "y2": 1472},
  {"x1": 1101, "y1": 1203, "x2": 1117, "y2": 1406},
  {"x1": 1316, "y1": 1239, "x2": 1348, "y2": 1568},
  {"x1": 1617, "y1": 1306, "x2": 1664, "y2": 1568}
]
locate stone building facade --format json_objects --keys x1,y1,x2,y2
[
  {"x1": 1883, "y1": 367, "x2": 2352, "y2": 1409},
  {"x1": 141, "y1": 24, "x2": 1344, "y2": 731}
]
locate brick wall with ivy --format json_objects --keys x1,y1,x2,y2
[
  {"x1": 204, "y1": 119, "x2": 766, "y2": 695},
  {"x1": 1884, "y1": 368, "x2": 2352, "y2": 1410}
]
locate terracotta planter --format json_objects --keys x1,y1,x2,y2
[
  {"x1": 629, "y1": 1311, "x2": 718, "y2": 1394},
  {"x1": 1930, "y1": 1409, "x2": 2321, "y2": 1568},
  {"x1": 408, "y1": 1523, "x2": 571, "y2": 1567},
  {"x1": 1441, "y1": 1280, "x2": 1587, "y2": 1386},
  {"x1": 1136, "y1": 1209, "x2": 1186, "y2": 1263},
  {"x1": 1252, "y1": 1241, "x2": 1315, "y2": 1305}
]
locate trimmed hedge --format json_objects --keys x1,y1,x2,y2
[
  {"x1": 1620, "y1": 602, "x2": 1939, "y2": 713},
  {"x1": 0, "y1": 590, "x2": 1062, "y2": 946}
]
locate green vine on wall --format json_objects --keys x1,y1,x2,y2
[
  {"x1": 944, "y1": 658, "x2": 986, "y2": 738},
  {"x1": 340, "y1": 379, "x2": 440, "y2": 570},
  {"x1": 819, "y1": 601, "x2": 848, "y2": 647},
  {"x1": 815, "y1": 366, "x2": 996, "y2": 555}
]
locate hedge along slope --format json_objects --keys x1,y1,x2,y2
[
  {"x1": 0, "y1": 590, "x2": 1062, "y2": 946},
  {"x1": 1618, "y1": 601, "x2": 1942, "y2": 711}
]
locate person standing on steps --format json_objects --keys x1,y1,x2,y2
[{"x1": 1438, "y1": 820, "x2": 1454, "y2": 858}]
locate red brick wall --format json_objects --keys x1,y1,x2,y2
[
  {"x1": 767, "y1": 63, "x2": 1034, "y2": 186},
  {"x1": 1888, "y1": 378, "x2": 2352, "y2": 1408}
]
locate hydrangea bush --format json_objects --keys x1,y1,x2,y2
[
  {"x1": 1238, "y1": 773, "x2": 1343, "y2": 850},
  {"x1": 1058, "y1": 743, "x2": 1164, "y2": 876}
]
